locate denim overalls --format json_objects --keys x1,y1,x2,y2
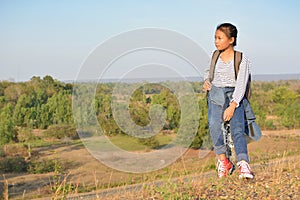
[{"x1": 208, "y1": 85, "x2": 249, "y2": 162}]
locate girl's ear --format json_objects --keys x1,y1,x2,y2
[{"x1": 229, "y1": 37, "x2": 235, "y2": 45}]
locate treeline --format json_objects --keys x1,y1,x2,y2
[
  {"x1": 250, "y1": 80, "x2": 300, "y2": 129},
  {"x1": 0, "y1": 76, "x2": 73, "y2": 144},
  {"x1": 0, "y1": 75, "x2": 300, "y2": 147}
]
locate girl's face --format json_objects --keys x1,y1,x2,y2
[{"x1": 214, "y1": 29, "x2": 234, "y2": 51}]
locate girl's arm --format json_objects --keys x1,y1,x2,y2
[
  {"x1": 231, "y1": 54, "x2": 251, "y2": 106},
  {"x1": 203, "y1": 52, "x2": 214, "y2": 91},
  {"x1": 223, "y1": 54, "x2": 251, "y2": 121}
]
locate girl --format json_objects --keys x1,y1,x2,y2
[{"x1": 203, "y1": 23, "x2": 254, "y2": 179}]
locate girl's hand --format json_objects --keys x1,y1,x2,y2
[
  {"x1": 203, "y1": 79, "x2": 212, "y2": 91},
  {"x1": 223, "y1": 102, "x2": 237, "y2": 121}
]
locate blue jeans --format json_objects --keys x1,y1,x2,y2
[{"x1": 208, "y1": 85, "x2": 249, "y2": 162}]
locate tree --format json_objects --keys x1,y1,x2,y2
[
  {"x1": 13, "y1": 94, "x2": 31, "y2": 127},
  {"x1": 151, "y1": 88, "x2": 180, "y2": 131},
  {"x1": 0, "y1": 103, "x2": 17, "y2": 144},
  {"x1": 3, "y1": 83, "x2": 23, "y2": 104},
  {"x1": 46, "y1": 91, "x2": 73, "y2": 126}
]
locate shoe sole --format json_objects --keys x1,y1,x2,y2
[{"x1": 239, "y1": 173, "x2": 254, "y2": 179}]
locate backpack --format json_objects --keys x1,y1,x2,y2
[{"x1": 208, "y1": 50, "x2": 252, "y2": 99}]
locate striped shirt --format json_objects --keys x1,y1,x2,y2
[{"x1": 204, "y1": 52, "x2": 251, "y2": 105}]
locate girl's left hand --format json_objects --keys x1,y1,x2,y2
[{"x1": 223, "y1": 102, "x2": 237, "y2": 121}]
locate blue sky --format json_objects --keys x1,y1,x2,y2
[{"x1": 0, "y1": 0, "x2": 299, "y2": 81}]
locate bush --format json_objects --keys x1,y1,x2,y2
[
  {"x1": 17, "y1": 127, "x2": 39, "y2": 142},
  {"x1": 28, "y1": 158, "x2": 64, "y2": 174},
  {"x1": 0, "y1": 156, "x2": 28, "y2": 173},
  {"x1": 264, "y1": 120, "x2": 276, "y2": 130},
  {"x1": 44, "y1": 124, "x2": 79, "y2": 140},
  {"x1": 138, "y1": 136, "x2": 159, "y2": 148},
  {"x1": 0, "y1": 144, "x2": 29, "y2": 157},
  {"x1": 0, "y1": 156, "x2": 65, "y2": 174}
]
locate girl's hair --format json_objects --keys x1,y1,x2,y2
[{"x1": 216, "y1": 23, "x2": 238, "y2": 46}]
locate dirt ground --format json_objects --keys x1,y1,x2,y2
[{"x1": 1, "y1": 129, "x2": 300, "y2": 199}]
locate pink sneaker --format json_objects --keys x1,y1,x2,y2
[
  {"x1": 237, "y1": 160, "x2": 254, "y2": 179},
  {"x1": 217, "y1": 158, "x2": 235, "y2": 178}
]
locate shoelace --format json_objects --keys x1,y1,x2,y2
[
  {"x1": 239, "y1": 161, "x2": 251, "y2": 173},
  {"x1": 218, "y1": 160, "x2": 227, "y2": 174}
]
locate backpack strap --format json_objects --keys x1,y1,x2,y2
[
  {"x1": 234, "y1": 51, "x2": 242, "y2": 79},
  {"x1": 246, "y1": 75, "x2": 252, "y2": 99},
  {"x1": 208, "y1": 50, "x2": 221, "y2": 82}
]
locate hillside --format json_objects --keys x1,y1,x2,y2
[
  {"x1": 0, "y1": 77, "x2": 300, "y2": 199},
  {"x1": 1, "y1": 129, "x2": 300, "y2": 199}
]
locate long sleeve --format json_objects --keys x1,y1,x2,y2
[
  {"x1": 203, "y1": 66, "x2": 210, "y2": 81},
  {"x1": 232, "y1": 54, "x2": 251, "y2": 105},
  {"x1": 203, "y1": 52, "x2": 214, "y2": 81}
]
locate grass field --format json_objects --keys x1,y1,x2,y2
[{"x1": 1, "y1": 129, "x2": 300, "y2": 199}]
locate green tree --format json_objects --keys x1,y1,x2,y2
[
  {"x1": 46, "y1": 91, "x2": 73, "y2": 125},
  {"x1": 281, "y1": 100, "x2": 300, "y2": 129},
  {"x1": 0, "y1": 103, "x2": 17, "y2": 144},
  {"x1": 191, "y1": 97, "x2": 209, "y2": 148},
  {"x1": 129, "y1": 87, "x2": 150, "y2": 126},
  {"x1": 151, "y1": 88, "x2": 180, "y2": 131},
  {"x1": 13, "y1": 94, "x2": 32, "y2": 127},
  {"x1": 3, "y1": 83, "x2": 23, "y2": 104},
  {"x1": 96, "y1": 94, "x2": 122, "y2": 136}
]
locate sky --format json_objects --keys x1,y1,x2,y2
[{"x1": 0, "y1": 0, "x2": 300, "y2": 82}]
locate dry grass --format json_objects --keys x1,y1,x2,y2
[
  {"x1": 1, "y1": 129, "x2": 300, "y2": 199},
  {"x1": 99, "y1": 156, "x2": 300, "y2": 200}
]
